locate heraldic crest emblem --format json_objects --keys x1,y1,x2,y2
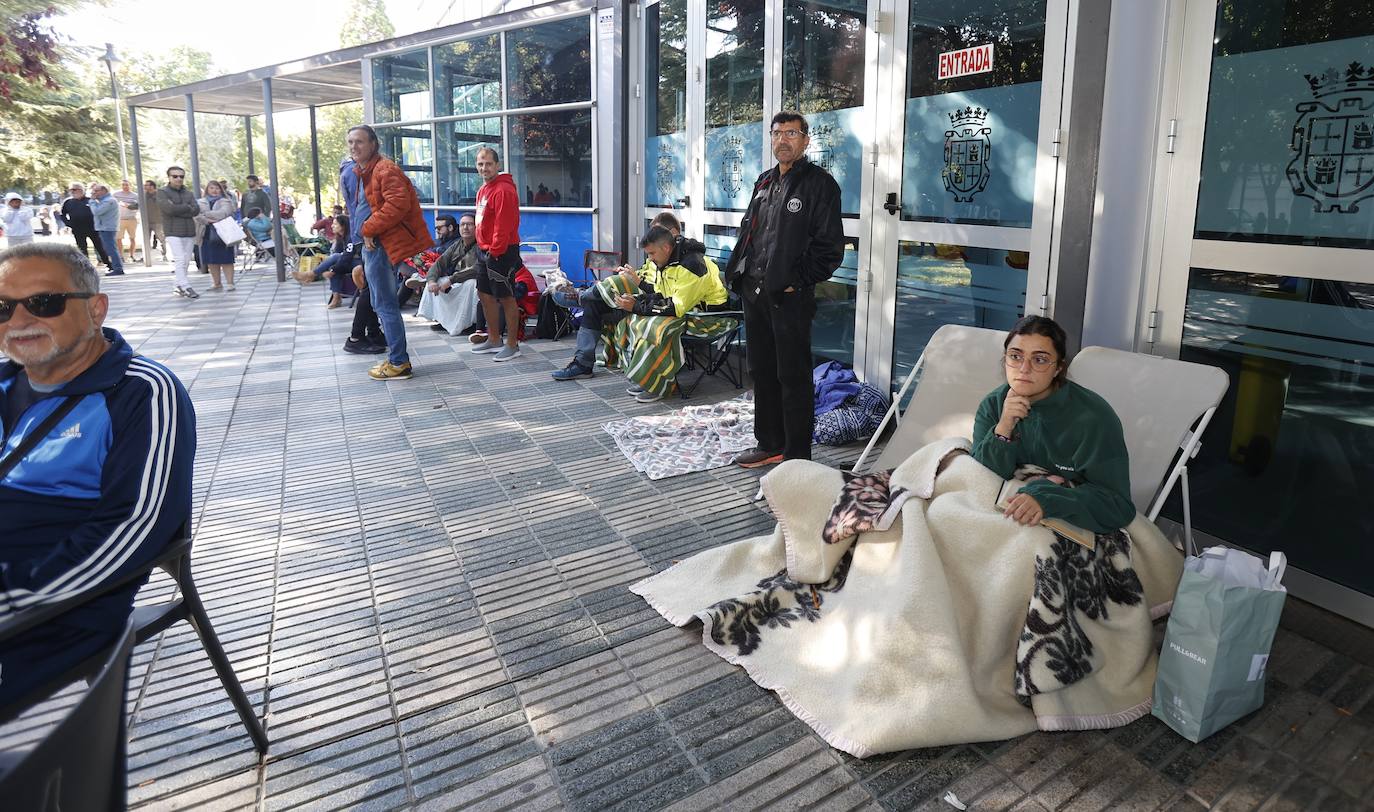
[
  {"x1": 719, "y1": 135, "x2": 745, "y2": 198},
  {"x1": 1286, "y1": 62, "x2": 1374, "y2": 214},
  {"x1": 943, "y1": 106, "x2": 992, "y2": 202}
]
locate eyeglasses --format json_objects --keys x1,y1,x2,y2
[
  {"x1": 1004, "y1": 350, "x2": 1058, "y2": 370},
  {"x1": 0, "y1": 292, "x2": 97, "y2": 324},
  {"x1": 770, "y1": 129, "x2": 805, "y2": 140}
]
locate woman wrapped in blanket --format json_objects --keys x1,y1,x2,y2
[{"x1": 971, "y1": 316, "x2": 1137, "y2": 533}]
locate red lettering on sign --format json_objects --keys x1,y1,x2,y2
[{"x1": 937, "y1": 44, "x2": 995, "y2": 81}]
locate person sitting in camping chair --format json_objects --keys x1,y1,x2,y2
[{"x1": 551, "y1": 225, "x2": 728, "y2": 402}]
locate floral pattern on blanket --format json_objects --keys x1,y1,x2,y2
[
  {"x1": 705, "y1": 548, "x2": 855, "y2": 656},
  {"x1": 823, "y1": 470, "x2": 911, "y2": 544},
  {"x1": 1015, "y1": 531, "x2": 1145, "y2": 703},
  {"x1": 601, "y1": 394, "x2": 756, "y2": 480}
]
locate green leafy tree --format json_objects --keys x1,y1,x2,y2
[{"x1": 340, "y1": 0, "x2": 395, "y2": 48}]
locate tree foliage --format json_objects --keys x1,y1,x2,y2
[
  {"x1": 340, "y1": 0, "x2": 395, "y2": 48},
  {"x1": 0, "y1": 0, "x2": 63, "y2": 101}
]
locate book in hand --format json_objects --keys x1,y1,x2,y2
[{"x1": 995, "y1": 476, "x2": 1096, "y2": 550}]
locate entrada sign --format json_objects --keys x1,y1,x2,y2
[{"x1": 938, "y1": 44, "x2": 994, "y2": 81}]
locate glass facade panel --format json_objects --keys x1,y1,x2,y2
[
  {"x1": 646, "y1": 0, "x2": 688, "y2": 208},
  {"x1": 506, "y1": 17, "x2": 592, "y2": 109},
  {"x1": 782, "y1": 0, "x2": 867, "y2": 216},
  {"x1": 705, "y1": 0, "x2": 765, "y2": 212},
  {"x1": 382, "y1": 126, "x2": 435, "y2": 204},
  {"x1": 433, "y1": 35, "x2": 501, "y2": 118},
  {"x1": 1194, "y1": 1, "x2": 1374, "y2": 248},
  {"x1": 509, "y1": 110, "x2": 593, "y2": 208},
  {"x1": 812, "y1": 237, "x2": 862, "y2": 367},
  {"x1": 703, "y1": 224, "x2": 740, "y2": 266},
  {"x1": 901, "y1": 0, "x2": 1047, "y2": 227},
  {"x1": 891, "y1": 241, "x2": 1027, "y2": 384},
  {"x1": 372, "y1": 50, "x2": 431, "y2": 124},
  {"x1": 1169, "y1": 268, "x2": 1374, "y2": 596},
  {"x1": 436, "y1": 118, "x2": 501, "y2": 206}
]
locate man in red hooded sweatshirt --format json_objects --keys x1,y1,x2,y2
[{"x1": 471, "y1": 146, "x2": 524, "y2": 362}]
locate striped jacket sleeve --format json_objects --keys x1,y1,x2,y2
[{"x1": 0, "y1": 357, "x2": 196, "y2": 615}]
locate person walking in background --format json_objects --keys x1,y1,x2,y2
[
  {"x1": 349, "y1": 124, "x2": 430, "y2": 380},
  {"x1": 2, "y1": 194, "x2": 35, "y2": 246},
  {"x1": 142, "y1": 179, "x2": 167, "y2": 261},
  {"x1": 725, "y1": 111, "x2": 844, "y2": 468},
  {"x1": 195, "y1": 180, "x2": 238, "y2": 292},
  {"x1": 155, "y1": 166, "x2": 201, "y2": 299},
  {"x1": 240, "y1": 175, "x2": 272, "y2": 221},
  {"x1": 88, "y1": 183, "x2": 124, "y2": 277},
  {"x1": 60, "y1": 183, "x2": 110, "y2": 268},
  {"x1": 471, "y1": 146, "x2": 524, "y2": 362},
  {"x1": 112, "y1": 179, "x2": 141, "y2": 263}
]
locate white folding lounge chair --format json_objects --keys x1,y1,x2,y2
[
  {"x1": 853, "y1": 324, "x2": 1008, "y2": 474},
  {"x1": 1066, "y1": 348, "x2": 1228, "y2": 554},
  {"x1": 853, "y1": 324, "x2": 1229, "y2": 553}
]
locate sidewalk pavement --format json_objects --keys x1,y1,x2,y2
[{"x1": 2, "y1": 261, "x2": 1371, "y2": 811}]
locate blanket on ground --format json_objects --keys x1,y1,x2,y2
[
  {"x1": 602, "y1": 394, "x2": 755, "y2": 480},
  {"x1": 630, "y1": 439, "x2": 1184, "y2": 757}
]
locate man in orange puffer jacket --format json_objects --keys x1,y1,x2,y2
[{"x1": 349, "y1": 124, "x2": 431, "y2": 381}]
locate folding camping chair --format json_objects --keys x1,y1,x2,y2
[
  {"x1": 851, "y1": 324, "x2": 1229, "y2": 551},
  {"x1": 677, "y1": 297, "x2": 746, "y2": 398}
]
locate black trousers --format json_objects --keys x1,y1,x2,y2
[
  {"x1": 73, "y1": 228, "x2": 110, "y2": 266},
  {"x1": 743, "y1": 287, "x2": 817, "y2": 460},
  {"x1": 350, "y1": 285, "x2": 383, "y2": 342}
]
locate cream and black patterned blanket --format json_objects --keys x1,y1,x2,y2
[{"x1": 631, "y1": 438, "x2": 1183, "y2": 757}]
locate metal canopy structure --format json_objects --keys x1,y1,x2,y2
[
  {"x1": 125, "y1": 45, "x2": 374, "y2": 281},
  {"x1": 127, "y1": 59, "x2": 364, "y2": 116}
]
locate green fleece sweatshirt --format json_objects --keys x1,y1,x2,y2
[{"x1": 971, "y1": 380, "x2": 1136, "y2": 533}]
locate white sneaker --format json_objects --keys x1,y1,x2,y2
[
  {"x1": 493, "y1": 346, "x2": 522, "y2": 362},
  {"x1": 471, "y1": 341, "x2": 503, "y2": 354},
  {"x1": 626, "y1": 384, "x2": 645, "y2": 395},
  {"x1": 173, "y1": 286, "x2": 186, "y2": 297}
]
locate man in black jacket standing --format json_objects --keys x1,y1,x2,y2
[
  {"x1": 60, "y1": 183, "x2": 111, "y2": 269},
  {"x1": 725, "y1": 112, "x2": 844, "y2": 468}
]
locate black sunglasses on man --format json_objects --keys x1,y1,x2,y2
[{"x1": 0, "y1": 292, "x2": 97, "y2": 324}]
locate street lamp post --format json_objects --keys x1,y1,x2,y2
[{"x1": 100, "y1": 43, "x2": 129, "y2": 181}]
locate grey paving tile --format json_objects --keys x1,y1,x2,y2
[{"x1": 548, "y1": 706, "x2": 706, "y2": 812}]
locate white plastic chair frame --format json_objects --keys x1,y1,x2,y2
[{"x1": 852, "y1": 325, "x2": 1229, "y2": 555}]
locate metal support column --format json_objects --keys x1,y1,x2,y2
[
  {"x1": 309, "y1": 105, "x2": 323, "y2": 221},
  {"x1": 1050, "y1": 0, "x2": 1113, "y2": 355},
  {"x1": 184, "y1": 94, "x2": 201, "y2": 197},
  {"x1": 129, "y1": 102, "x2": 151, "y2": 267},
  {"x1": 245, "y1": 117, "x2": 255, "y2": 177},
  {"x1": 263, "y1": 78, "x2": 287, "y2": 282}
]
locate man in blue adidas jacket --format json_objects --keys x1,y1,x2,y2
[{"x1": 0, "y1": 242, "x2": 196, "y2": 705}]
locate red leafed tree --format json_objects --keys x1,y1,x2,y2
[{"x1": 0, "y1": 3, "x2": 61, "y2": 102}]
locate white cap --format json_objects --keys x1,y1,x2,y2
[{"x1": 3, "y1": 193, "x2": 22, "y2": 204}]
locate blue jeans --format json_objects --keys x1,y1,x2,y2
[
  {"x1": 98, "y1": 231, "x2": 123, "y2": 273},
  {"x1": 555, "y1": 287, "x2": 624, "y2": 369},
  {"x1": 363, "y1": 246, "x2": 409, "y2": 366},
  {"x1": 315, "y1": 252, "x2": 350, "y2": 293}
]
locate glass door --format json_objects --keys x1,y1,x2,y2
[
  {"x1": 867, "y1": 0, "x2": 1068, "y2": 390},
  {"x1": 1143, "y1": 0, "x2": 1374, "y2": 614},
  {"x1": 639, "y1": 0, "x2": 882, "y2": 373}
]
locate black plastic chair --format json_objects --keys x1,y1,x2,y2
[
  {"x1": 0, "y1": 529, "x2": 269, "y2": 755},
  {"x1": 0, "y1": 620, "x2": 136, "y2": 811}
]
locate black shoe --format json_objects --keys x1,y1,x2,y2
[
  {"x1": 430, "y1": 323, "x2": 448, "y2": 332},
  {"x1": 104, "y1": 270, "x2": 125, "y2": 276},
  {"x1": 343, "y1": 337, "x2": 387, "y2": 355}
]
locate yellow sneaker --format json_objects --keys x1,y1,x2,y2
[{"x1": 368, "y1": 361, "x2": 413, "y2": 380}]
